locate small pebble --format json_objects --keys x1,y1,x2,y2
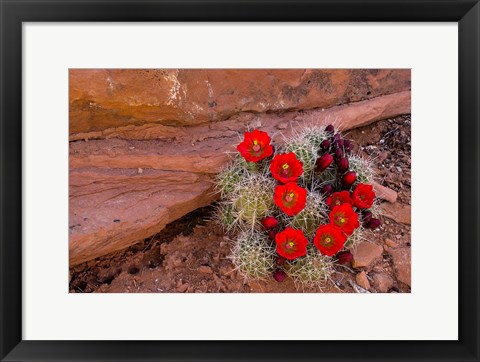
[
  {"x1": 384, "y1": 238, "x2": 398, "y2": 248},
  {"x1": 197, "y1": 265, "x2": 213, "y2": 274}
]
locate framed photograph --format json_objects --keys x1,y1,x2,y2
[{"x1": 1, "y1": 0, "x2": 479, "y2": 361}]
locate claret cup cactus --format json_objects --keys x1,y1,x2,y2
[{"x1": 215, "y1": 125, "x2": 382, "y2": 288}]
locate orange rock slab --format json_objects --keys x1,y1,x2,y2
[{"x1": 69, "y1": 69, "x2": 411, "y2": 135}]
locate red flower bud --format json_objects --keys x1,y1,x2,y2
[
  {"x1": 367, "y1": 218, "x2": 381, "y2": 230},
  {"x1": 362, "y1": 210, "x2": 373, "y2": 225},
  {"x1": 315, "y1": 154, "x2": 334, "y2": 172},
  {"x1": 332, "y1": 133, "x2": 341, "y2": 143},
  {"x1": 276, "y1": 256, "x2": 287, "y2": 266},
  {"x1": 325, "y1": 124, "x2": 335, "y2": 134},
  {"x1": 335, "y1": 250, "x2": 353, "y2": 265},
  {"x1": 334, "y1": 139, "x2": 344, "y2": 149},
  {"x1": 337, "y1": 157, "x2": 349, "y2": 172},
  {"x1": 268, "y1": 229, "x2": 278, "y2": 241},
  {"x1": 273, "y1": 269, "x2": 286, "y2": 282},
  {"x1": 334, "y1": 148, "x2": 344, "y2": 160},
  {"x1": 261, "y1": 216, "x2": 278, "y2": 230},
  {"x1": 320, "y1": 183, "x2": 334, "y2": 196},
  {"x1": 343, "y1": 139, "x2": 353, "y2": 152},
  {"x1": 320, "y1": 139, "x2": 331, "y2": 151},
  {"x1": 342, "y1": 171, "x2": 357, "y2": 188}
]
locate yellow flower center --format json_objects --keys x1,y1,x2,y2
[
  {"x1": 285, "y1": 192, "x2": 295, "y2": 203},
  {"x1": 252, "y1": 140, "x2": 261, "y2": 152},
  {"x1": 324, "y1": 237, "x2": 332, "y2": 244},
  {"x1": 285, "y1": 241, "x2": 295, "y2": 250},
  {"x1": 282, "y1": 163, "x2": 289, "y2": 170}
]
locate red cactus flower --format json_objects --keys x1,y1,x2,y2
[
  {"x1": 273, "y1": 182, "x2": 307, "y2": 216},
  {"x1": 270, "y1": 152, "x2": 304, "y2": 184},
  {"x1": 326, "y1": 191, "x2": 353, "y2": 209},
  {"x1": 261, "y1": 216, "x2": 278, "y2": 230},
  {"x1": 342, "y1": 171, "x2": 357, "y2": 188},
  {"x1": 335, "y1": 250, "x2": 353, "y2": 265},
  {"x1": 313, "y1": 224, "x2": 347, "y2": 256},
  {"x1": 236, "y1": 129, "x2": 273, "y2": 162},
  {"x1": 329, "y1": 203, "x2": 360, "y2": 236},
  {"x1": 275, "y1": 227, "x2": 308, "y2": 260},
  {"x1": 352, "y1": 183, "x2": 375, "y2": 209},
  {"x1": 315, "y1": 154, "x2": 334, "y2": 172}
]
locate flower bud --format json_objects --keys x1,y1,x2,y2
[
  {"x1": 273, "y1": 269, "x2": 286, "y2": 282},
  {"x1": 320, "y1": 139, "x2": 331, "y2": 150},
  {"x1": 343, "y1": 139, "x2": 353, "y2": 152},
  {"x1": 362, "y1": 210, "x2": 373, "y2": 225},
  {"x1": 333, "y1": 138, "x2": 344, "y2": 150},
  {"x1": 334, "y1": 148, "x2": 344, "y2": 160},
  {"x1": 367, "y1": 218, "x2": 381, "y2": 230},
  {"x1": 320, "y1": 183, "x2": 334, "y2": 196},
  {"x1": 261, "y1": 216, "x2": 278, "y2": 230},
  {"x1": 337, "y1": 157, "x2": 349, "y2": 172},
  {"x1": 276, "y1": 256, "x2": 287, "y2": 266},
  {"x1": 315, "y1": 154, "x2": 334, "y2": 172},
  {"x1": 325, "y1": 124, "x2": 335, "y2": 134},
  {"x1": 335, "y1": 251, "x2": 353, "y2": 265},
  {"x1": 342, "y1": 171, "x2": 357, "y2": 188},
  {"x1": 268, "y1": 229, "x2": 278, "y2": 241}
]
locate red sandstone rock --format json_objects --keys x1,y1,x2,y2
[
  {"x1": 388, "y1": 247, "x2": 411, "y2": 287},
  {"x1": 372, "y1": 182, "x2": 398, "y2": 203},
  {"x1": 372, "y1": 272, "x2": 394, "y2": 293},
  {"x1": 380, "y1": 203, "x2": 411, "y2": 225},
  {"x1": 384, "y1": 238, "x2": 399, "y2": 248},
  {"x1": 70, "y1": 90, "x2": 411, "y2": 142},
  {"x1": 356, "y1": 271, "x2": 371, "y2": 290},
  {"x1": 197, "y1": 266, "x2": 214, "y2": 274},
  {"x1": 69, "y1": 168, "x2": 215, "y2": 265},
  {"x1": 69, "y1": 69, "x2": 410, "y2": 135},
  {"x1": 352, "y1": 242, "x2": 384, "y2": 268}
]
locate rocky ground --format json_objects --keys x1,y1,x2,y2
[{"x1": 69, "y1": 115, "x2": 411, "y2": 293}]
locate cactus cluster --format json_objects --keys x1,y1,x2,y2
[
  {"x1": 282, "y1": 126, "x2": 330, "y2": 184},
  {"x1": 215, "y1": 125, "x2": 382, "y2": 288},
  {"x1": 229, "y1": 230, "x2": 276, "y2": 280},
  {"x1": 285, "y1": 246, "x2": 335, "y2": 288}
]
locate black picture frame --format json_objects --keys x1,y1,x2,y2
[{"x1": 1, "y1": 1, "x2": 479, "y2": 361}]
